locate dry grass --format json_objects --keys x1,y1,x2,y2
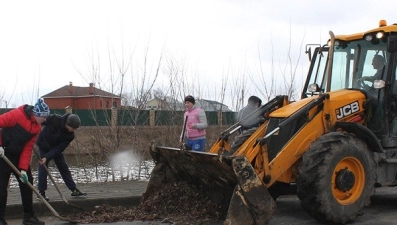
[{"x1": 65, "y1": 125, "x2": 232, "y2": 157}]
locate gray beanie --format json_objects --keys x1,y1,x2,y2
[{"x1": 66, "y1": 114, "x2": 81, "y2": 129}]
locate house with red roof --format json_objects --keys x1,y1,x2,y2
[{"x1": 42, "y1": 82, "x2": 121, "y2": 109}]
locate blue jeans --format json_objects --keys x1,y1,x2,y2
[{"x1": 185, "y1": 138, "x2": 206, "y2": 151}]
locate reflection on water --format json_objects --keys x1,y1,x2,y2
[{"x1": 9, "y1": 151, "x2": 154, "y2": 188}]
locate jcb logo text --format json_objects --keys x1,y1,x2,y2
[{"x1": 336, "y1": 101, "x2": 360, "y2": 120}]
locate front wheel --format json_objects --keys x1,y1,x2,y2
[{"x1": 297, "y1": 132, "x2": 376, "y2": 224}]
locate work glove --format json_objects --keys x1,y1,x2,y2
[
  {"x1": 20, "y1": 170, "x2": 28, "y2": 184},
  {"x1": 0, "y1": 147, "x2": 4, "y2": 158}
]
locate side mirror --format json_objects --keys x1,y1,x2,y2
[
  {"x1": 305, "y1": 44, "x2": 321, "y2": 61},
  {"x1": 306, "y1": 47, "x2": 312, "y2": 61},
  {"x1": 387, "y1": 32, "x2": 397, "y2": 53}
]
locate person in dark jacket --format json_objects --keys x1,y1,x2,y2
[
  {"x1": 36, "y1": 113, "x2": 86, "y2": 201},
  {"x1": 358, "y1": 54, "x2": 386, "y2": 83},
  {"x1": 0, "y1": 98, "x2": 49, "y2": 225},
  {"x1": 237, "y1": 95, "x2": 262, "y2": 133}
]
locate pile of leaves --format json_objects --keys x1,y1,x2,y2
[{"x1": 68, "y1": 181, "x2": 225, "y2": 224}]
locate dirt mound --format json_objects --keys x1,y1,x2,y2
[{"x1": 68, "y1": 182, "x2": 224, "y2": 224}]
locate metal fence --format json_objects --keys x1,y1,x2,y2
[{"x1": 0, "y1": 108, "x2": 237, "y2": 126}]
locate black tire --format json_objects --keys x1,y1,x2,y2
[
  {"x1": 297, "y1": 132, "x2": 376, "y2": 224},
  {"x1": 229, "y1": 127, "x2": 258, "y2": 155}
]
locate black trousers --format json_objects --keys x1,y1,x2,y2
[
  {"x1": 37, "y1": 147, "x2": 76, "y2": 192},
  {"x1": 0, "y1": 153, "x2": 33, "y2": 217}
]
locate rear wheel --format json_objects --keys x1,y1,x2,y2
[{"x1": 297, "y1": 132, "x2": 376, "y2": 224}]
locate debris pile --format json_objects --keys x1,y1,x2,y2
[{"x1": 68, "y1": 181, "x2": 224, "y2": 224}]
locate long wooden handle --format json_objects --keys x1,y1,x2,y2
[
  {"x1": 2, "y1": 155, "x2": 79, "y2": 223},
  {"x1": 182, "y1": 116, "x2": 188, "y2": 142},
  {"x1": 180, "y1": 115, "x2": 188, "y2": 150},
  {"x1": 2, "y1": 155, "x2": 61, "y2": 217},
  {"x1": 33, "y1": 146, "x2": 69, "y2": 203}
]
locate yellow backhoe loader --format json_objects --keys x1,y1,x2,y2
[{"x1": 143, "y1": 20, "x2": 397, "y2": 224}]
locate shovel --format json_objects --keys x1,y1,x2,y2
[
  {"x1": 180, "y1": 115, "x2": 188, "y2": 151},
  {"x1": 2, "y1": 155, "x2": 79, "y2": 224},
  {"x1": 32, "y1": 145, "x2": 84, "y2": 210}
]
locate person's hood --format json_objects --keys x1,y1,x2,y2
[
  {"x1": 193, "y1": 101, "x2": 202, "y2": 108},
  {"x1": 188, "y1": 101, "x2": 202, "y2": 111}
]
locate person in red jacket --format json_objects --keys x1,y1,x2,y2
[{"x1": 0, "y1": 98, "x2": 49, "y2": 225}]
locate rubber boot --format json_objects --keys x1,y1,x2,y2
[
  {"x1": 38, "y1": 192, "x2": 49, "y2": 202},
  {"x1": 0, "y1": 217, "x2": 8, "y2": 225},
  {"x1": 23, "y1": 212, "x2": 45, "y2": 225}
]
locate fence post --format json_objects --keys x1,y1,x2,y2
[
  {"x1": 65, "y1": 106, "x2": 73, "y2": 114},
  {"x1": 149, "y1": 110, "x2": 155, "y2": 127},
  {"x1": 111, "y1": 106, "x2": 118, "y2": 128},
  {"x1": 217, "y1": 110, "x2": 222, "y2": 127}
]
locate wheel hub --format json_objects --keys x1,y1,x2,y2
[{"x1": 335, "y1": 168, "x2": 355, "y2": 192}]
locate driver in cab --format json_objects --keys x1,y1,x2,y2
[
  {"x1": 359, "y1": 55, "x2": 385, "y2": 83},
  {"x1": 358, "y1": 55, "x2": 386, "y2": 132}
]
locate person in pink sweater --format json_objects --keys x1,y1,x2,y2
[{"x1": 180, "y1": 95, "x2": 208, "y2": 151}]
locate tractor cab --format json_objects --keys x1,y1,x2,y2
[{"x1": 302, "y1": 21, "x2": 397, "y2": 148}]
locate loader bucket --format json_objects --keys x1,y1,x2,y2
[{"x1": 143, "y1": 145, "x2": 276, "y2": 224}]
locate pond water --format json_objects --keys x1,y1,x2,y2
[{"x1": 9, "y1": 151, "x2": 155, "y2": 188}]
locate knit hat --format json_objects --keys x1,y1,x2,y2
[
  {"x1": 184, "y1": 95, "x2": 195, "y2": 104},
  {"x1": 33, "y1": 98, "x2": 50, "y2": 117},
  {"x1": 66, "y1": 114, "x2": 81, "y2": 129}
]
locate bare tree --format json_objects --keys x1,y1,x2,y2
[
  {"x1": 61, "y1": 24, "x2": 308, "y2": 183},
  {"x1": 70, "y1": 38, "x2": 165, "y2": 181},
  {"x1": 251, "y1": 25, "x2": 306, "y2": 103}
]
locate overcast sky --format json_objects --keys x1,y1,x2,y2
[{"x1": 0, "y1": 0, "x2": 395, "y2": 109}]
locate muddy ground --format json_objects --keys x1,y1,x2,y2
[
  {"x1": 68, "y1": 182, "x2": 224, "y2": 225},
  {"x1": 65, "y1": 185, "x2": 397, "y2": 225}
]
